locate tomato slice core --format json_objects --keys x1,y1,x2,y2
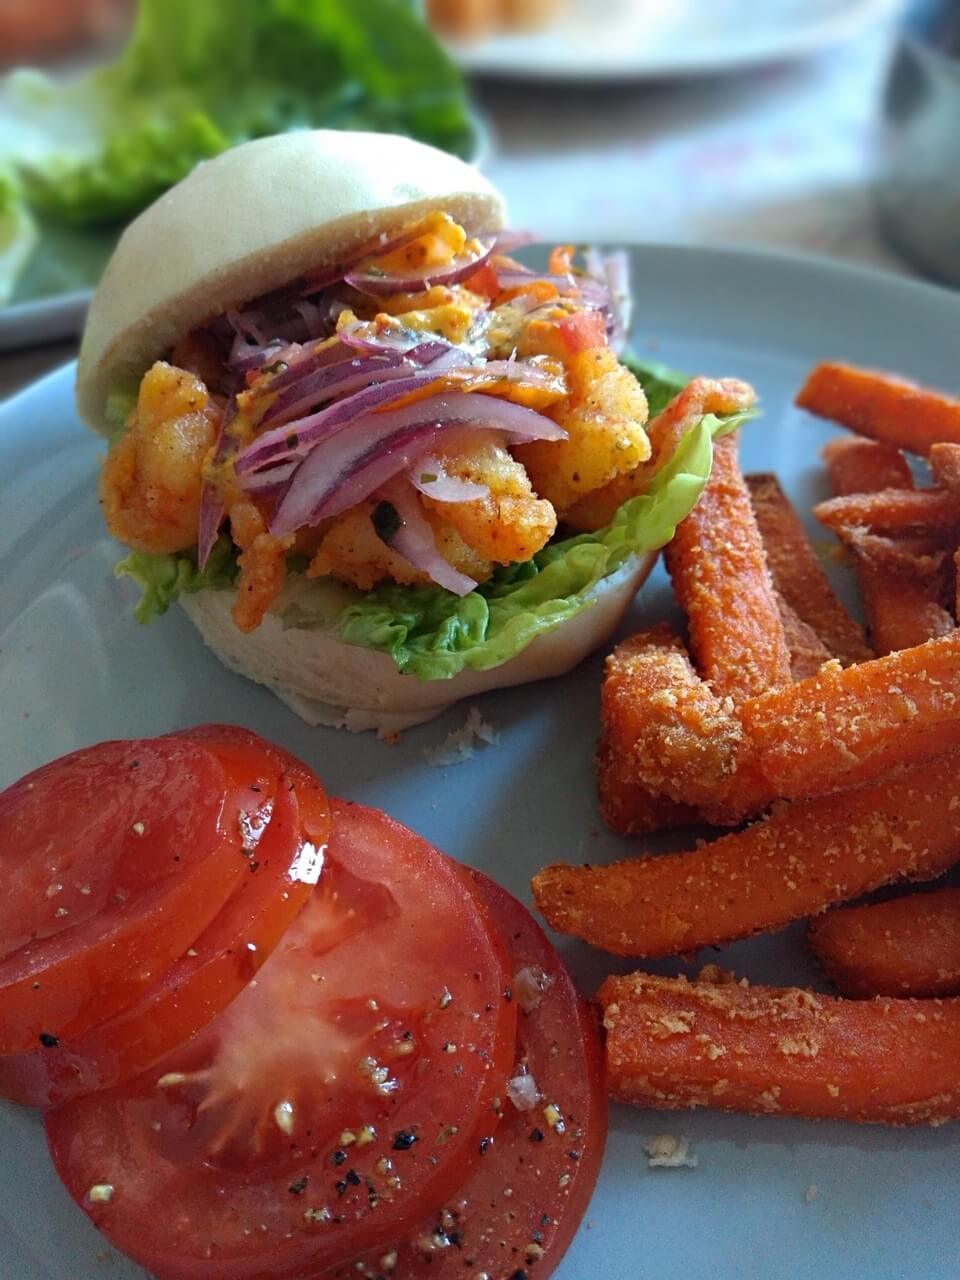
[
  {"x1": 335, "y1": 867, "x2": 608, "y2": 1279},
  {"x1": 0, "y1": 737, "x2": 276, "y2": 1054},
  {"x1": 45, "y1": 800, "x2": 517, "y2": 1280}
]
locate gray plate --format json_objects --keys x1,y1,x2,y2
[{"x1": 1, "y1": 243, "x2": 959, "y2": 1279}]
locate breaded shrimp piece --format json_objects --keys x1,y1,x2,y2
[
  {"x1": 227, "y1": 498, "x2": 293, "y2": 633},
  {"x1": 514, "y1": 347, "x2": 650, "y2": 517},
  {"x1": 308, "y1": 499, "x2": 492, "y2": 592},
  {"x1": 421, "y1": 436, "x2": 557, "y2": 565},
  {"x1": 98, "y1": 361, "x2": 218, "y2": 555},
  {"x1": 565, "y1": 376, "x2": 756, "y2": 532}
]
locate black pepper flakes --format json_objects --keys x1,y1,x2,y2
[
  {"x1": 479, "y1": 1136, "x2": 493, "y2": 1155},
  {"x1": 39, "y1": 1032, "x2": 59, "y2": 1048},
  {"x1": 508, "y1": 1271, "x2": 528, "y2": 1280},
  {"x1": 345, "y1": 1169, "x2": 361, "y2": 1187},
  {"x1": 335, "y1": 1179, "x2": 348, "y2": 1196},
  {"x1": 392, "y1": 1129, "x2": 418, "y2": 1151},
  {"x1": 288, "y1": 1177, "x2": 309, "y2": 1196},
  {"x1": 529, "y1": 1128, "x2": 544, "y2": 1143},
  {"x1": 331, "y1": 1149, "x2": 348, "y2": 1166},
  {"x1": 567, "y1": 1150, "x2": 581, "y2": 1161}
]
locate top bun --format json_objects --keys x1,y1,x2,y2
[{"x1": 76, "y1": 130, "x2": 506, "y2": 435}]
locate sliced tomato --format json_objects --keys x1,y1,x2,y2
[
  {"x1": 556, "y1": 308, "x2": 607, "y2": 355},
  {"x1": 0, "y1": 737, "x2": 277, "y2": 1055},
  {"x1": 334, "y1": 868, "x2": 607, "y2": 1280},
  {"x1": 46, "y1": 801, "x2": 517, "y2": 1280},
  {"x1": 462, "y1": 261, "x2": 502, "y2": 300},
  {"x1": 0, "y1": 728, "x2": 329, "y2": 1108}
]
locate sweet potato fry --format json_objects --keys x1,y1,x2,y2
[
  {"x1": 532, "y1": 748, "x2": 960, "y2": 957},
  {"x1": 601, "y1": 625, "x2": 746, "y2": 811},
  {"x1": 822, "y1": 437, "x2": 955, "y2": 654},
  {"x1": 775, "y1": 593, "x2": 832, "y2": 680},
  {"x1": 930, "y1": 443, "x2": 960, "y2": 495},
  {"x1": 820, "y1": 437, "x2": 914, "y2": 496},
  {"x1": 740, "y1": 630, "x2": 960, "y2": 801},
  {"x1": 814, "y1": 488, "x2": 960, "y2": 537},
  {"x1": 596, "y1": 737, "x2": 695, "y2": 836},
  {"x1": 746, "y1": 472, "x2": 870, "y2": 665},
  {"x1": 600, "y1": 970, "x2": 960, "y2": 1126},
  {"x1": 664, "y1": 434, "x2": 791, "y2": 703},
  {"x1": 797, "y1": 362, "x2": 960, "y2": 455},
  {"x1": 808, "y1": 889, "x2": 960, "y2": 999}
]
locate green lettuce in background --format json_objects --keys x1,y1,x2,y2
[
  {"x1": 1, "y1": 0, "x2": 476, "y2": 229},
  {"x1": 114, "y1": 361, "x2": 756, "y2": 681},
  {"x1": 0, "y1": 167, "x2": 36, "y2": 305}
]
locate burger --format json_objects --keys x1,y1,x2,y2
[{"x1": 78, "y1": 129, "x2": 753, "y2": 732}]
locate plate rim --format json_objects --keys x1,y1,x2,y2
[{"x1": 449, "y1": 0, "x2": 903, "y2": 82}]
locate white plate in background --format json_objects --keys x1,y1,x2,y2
[{"x1": 449, "y1": 0, "x2": 903, "y2": 80}]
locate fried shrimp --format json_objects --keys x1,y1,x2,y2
[
  {"x1": 515, "y1": 348, "x2": 650, "y2": 517},
  {"x1": 565, "y1": 375, "x2": 756, "y2": 532},
  {"x1": 98, "y1": 362, "x2": 218, "y2": 555},
  {"x1": 307, "y1": 500, "x2": 492, "y2": 592},
  {"x1": 420, "y1": 435, "x2": 557, "y2": 564},
  {"x1": 227, "y1": 499, "x2": 294, "y2": 633}
]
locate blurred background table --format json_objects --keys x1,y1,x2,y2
[{"x1": 0, "y1": 11, "x2": 911, "y2": 403}]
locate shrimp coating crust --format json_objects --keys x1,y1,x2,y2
[
  {"x1": 514, "y1": 348, "x2": 650, "y2": 517},
  {"x1": 422, "y1": 436, "x2": 557, "y2": 565},
  {"x1": 98, "y1": 361, "x2": 217, "y2": 554},
  {"x1": 307, "y1": 500, "x2": 491, "y2": 592},
  {"x1": 228, "y1": 498, "x2": 293, "y2": 633}
]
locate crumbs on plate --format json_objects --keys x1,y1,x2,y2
[{"x1": 423, "y1": 706, "x2": 499, "y2": 767}]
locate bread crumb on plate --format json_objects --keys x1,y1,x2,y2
[
  {"x1": 644, "y1": 1134, "x2": 698, "y2": 1169},
  {"x1": 423, "y1": 706, "x2": 499, "y2": 766}
]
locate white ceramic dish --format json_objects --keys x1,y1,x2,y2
[{"x1": 449, "y1": 0, "x2": 903, "y2": 81}]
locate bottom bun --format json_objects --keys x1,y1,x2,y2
[{"x1": 180, "y1": 551, "x2": 657, "y2": 734}]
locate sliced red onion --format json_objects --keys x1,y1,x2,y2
[
  {"x1": 345, "y1": 233, "x2": 497, "y2": 297},
  {"x1": 196, "y1": 396, "x2": 239, "y2": 570},
  {"x1": 237, "y1": 375, "x2": 439, "y2": 476},
  {"x1": 258, "y1": 353, "x2": 409, "y2": 428},
  {"x1": 265, "y1": 339, "x2": 355, "y2": 391},
  {"x1": 226, "y1": 309, "x2": 267, "y2": 346},
  {"x1": 604, "y1": 250, "x2": 632, "y2": 351},
  {"x1": 493, "y1": 230, "x2": 537, "y2": 253},
  {"x1": 269, "y1": 392, "x2": 565, "y2": 535},
  {"x1": 378, "y1": 480, "x2": 477, "y2": 597},
  {"x1": 408, "y1": 454, "x2": 489, "y2": 503},
  {"x1": 239, "y1": 358, "x2": 560, "y2": 477},
  {"x1": 295, "y1": 300, "x2": 325, "y2": 339}
]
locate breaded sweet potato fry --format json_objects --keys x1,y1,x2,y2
[
  {"x1": 532, "y1": 748, "x2": 960, "y2": 957},
  {"x1": 596, "y1": 737, "x2": 695, "y2": 836},
  {"x1": 664, "y1": 434, "x2": 791, "y2": 703},
  {"x1": 740, "y1": 631, "x2": 960, "y2": 801},
  {"x1": 930, "y1": 443, "x2": 960, "y2": 495},
  {"x1": 797, "y1": 362, "x2": 960, "y2": 455},
  {"x1": 601, "y1": 625, "x2": 746, "y2": 812},
  {"x1": 775, "y1": 593, "x2": 832, "y2": 680},
  {"x1": 822, "y1": 437, "x2": 954, "y2": 654},
  {"x1": 814, "y1": 488, "x2": 960, "y2": 537},
  {"x1": 809, "y1": 889, "x2": 960, "y2": 999},
  {"x1": 600, "y1": 970, "x2": 960, "y2": 1126},
  {"x1": 820, "y1": 437, "x2": 914, "y2": 495},
  {"x1": 746, "y1": 472, "x2": 870, "y2": 665}
]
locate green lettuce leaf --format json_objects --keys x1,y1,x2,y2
[
  {"x1": 2, "y1": 0, "x2": 476, "y2": 227},
  {"x1": 0, "y1": 166, "x2": 36, "y2": 304},
  {"x1": 115, "y1": 535, "x2": 238, "y2": 624}
]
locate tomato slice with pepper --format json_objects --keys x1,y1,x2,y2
[
  {"x1": 46, "y1": 800, "x2": 517, "y2": 1280},
  {"x1": 334, "y1": 867, "x2": 607, "y2": 1280},
  {"x1": 556, "y1": 309, "x2": 607, "y2": 355},
  {"x1": 0, "y1": 727, "x2": 330, "y2": 1107},
  {"x1": 0, "y1": 737, "x2": 277, "y2": 1055}
]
